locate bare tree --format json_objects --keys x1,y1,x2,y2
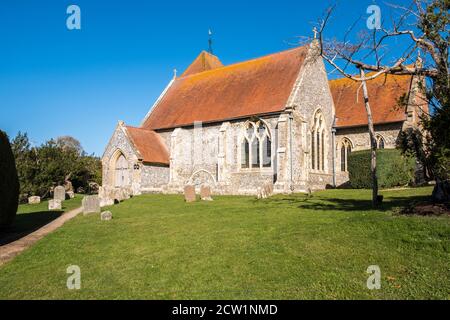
[{"x1": 311, "y1": 0, "x2": 449, "y2": 206}]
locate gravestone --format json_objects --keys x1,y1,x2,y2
[
  {"x1": 54, "y1": 186, "x2": 66, "y2": 202},
  {"x1": 184, "y1": 185, "x2": 196, "y2": 203},
  {"x1": 101, "y1": 211, "x2": 113, "y2": 221},
  {"x1": 66, "y1": 191, "x2": 75, "y2": 199},
  {"x1": 28, "y1": 196, "x2": 41, "y2": 205},
  {"x1": 82, "y1": 195, "x2": 101, "y2": 215},
  {"x1": 257, "y1": 182, "x2": 273, "y2": 200},
  {"x1": 200, "y1": 185, "x2": 213, "y2": 201},
  {"x1": 48, "y1": 199, "x2": 62, "y2": 211}
]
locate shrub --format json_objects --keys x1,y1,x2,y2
[
  {"x1": 348, "y1": 149, "x2": 416, "y2": 189},
  {"x1": 0, "y1": 130, "x2": 20, "y2": 228}
]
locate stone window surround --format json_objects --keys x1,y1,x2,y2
[
  {"x1": 310, "y1": 109, "x2": 328, "y2": 173},
  {"x1": 109, "y1": 148, "x2": 133, "y2": 188},
  {"x1": 338, "y1": 137, "x2": 353, "y2": 172},
  {"x1": 239, "y1": 119, "x2": 274, "y2": 173},
  {"x1": 376, "y1": 134, "x2": 386, "y2": 149}
]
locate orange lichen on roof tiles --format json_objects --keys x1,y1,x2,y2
[
  {"x1": 143, "y1": 46, "x2": 308, "y2": 130},
  {"x1": 181, "y1": 51, "x2": 224, "y2": 77},
  {"x1": 125, "y1": 126, "x2": 169, "y2": 165},
  {"x1": 330, "y1": 73, "x2": 413, "y2": 128}
]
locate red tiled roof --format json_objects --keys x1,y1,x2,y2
[
  {"x1": 330, "y1": 74, "x2": 413, "y2": 128},
  {"x1": 181, "y1": 51, "x2": 224, "y2": 77},
  {"x1": 125, "y1": 126, "x2": 169, "y2": 165},
  {"x1": 143, "y1": 46, "x2": 308, "y2": 130}
]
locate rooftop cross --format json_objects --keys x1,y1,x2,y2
[{"x1": 313, "y1": 27, "x2": 318, "y2": 39}]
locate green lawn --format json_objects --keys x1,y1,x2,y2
[
  {"x1": 0, "y1": 195, "x2": 82, "y2": 247},
  {"x1": 0, "y1": 187, "x2": 448, "y2": 300}
]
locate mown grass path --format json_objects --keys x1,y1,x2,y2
[{"x1": 0, "y1": 196, "x2": 82, "y2": 265}]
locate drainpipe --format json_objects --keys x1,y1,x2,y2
[
  {"x1": 289, "y1": 112, "x2": 294, "y2": 192},
  {"x1": 331, "y1": 116, "x2": 337, "y2": 188}
]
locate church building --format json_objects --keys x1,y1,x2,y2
[{"x1": 101, "y1": 40, "x2": 426, "y2": 199}]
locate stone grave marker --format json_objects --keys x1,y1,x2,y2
[
  {"x1": 82, "y1": 195, "x2": 101, "y2": 215},
  {"x1": 184, "y1": 185, "x2": 196, "y2": 203},
  {"x1": 28, "y1": 196, "x2": 41, "y2": 205},
  {"x1": 48, "y1": 199, "x2": 62, "y2": 211},
  {"x1": 54, "y1": 186, "x2": 66, "y2": 202},
  {"x1": 101, "y1": 211, "x2": 113, "y2": 221},
  {"x1": 200, "y1": 185, "x2": 213, "y2": 201}
]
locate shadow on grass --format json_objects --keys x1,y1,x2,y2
[
  {"x1": 263, "y1": 194, "x2": 431, "y2": 212},
  {"x1": 0, "y1": 211, "x2": 63, "y2": 246}
]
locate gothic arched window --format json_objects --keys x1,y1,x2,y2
[
  {"x1": 311, "y1": 111, "x2": 326, "y2": 171},
  {"x1": 340, "y1": 138, "x2": 352, "y2": 172},
  {"x1": 241, "y1": 120, "x2": 272, "y2": 170}
]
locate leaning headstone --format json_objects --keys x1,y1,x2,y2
[
  {"x1": 82, "y1": 195, "x2": 101, "y2": 215},
  {"x1": 54, "y1": 186, "x2": 66, "y2": 202},
  {"x1": 257, "y1": 187, "x2": 263, "y2": 200},
  {"x1": 48, "y1": 199, "x2": 62, "y2": 211},
  {"x1": 184, "y1": 185, "x2": 196, "y2": 203},
  {"x1": 200, "y1": 185, "x2": 213, "y2": 201},
  {"x1": 101, "y1": 211, "x2": 113, "y2": 221},
  {"x1": 28, "y1": 196, "x2": 41, "y2": 205},
  {"x1": 66, "y1": 191, "x2": 75, "y2": 199}
]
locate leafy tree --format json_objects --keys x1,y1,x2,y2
[
  {"x1": 10, "y1": 133, "x2": 102, "y2": 200},
  {"x1": 56, "y1": 136, "x2": 84, "y2": 156},
  {"x1": 0, "y1": 130, "x2": 19, "y2": 228},
  {"x1": 11, "y1": 132, "x2": 37, "y2": 199}
]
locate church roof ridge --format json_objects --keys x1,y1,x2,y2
[{"x1": 178, "y1": 45, "x2": 307, "y2": 80}]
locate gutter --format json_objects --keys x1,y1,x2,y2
[
  {"x1": 331, "y1": 116, "x2": 337, "y2": 188},
  {"x1": 289, "y1": 112, "x2": 294, "y2": 192}
]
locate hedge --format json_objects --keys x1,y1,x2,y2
[
  {"x1": 0, "y1": 130, "x2": 19, "y2": 228},
  {"x1": 348, "y1": 149, "x2": 415, "y2": 189}
]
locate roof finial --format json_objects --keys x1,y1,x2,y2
[
  {"x1": 313, "y1": 27, "x2": 318, "y2": 40},
  {"x1": 173, "y1": 68, "x2": 177, "y2": 79},
  {"x1": 208, "y1": 29, "x2": 214, "y2": 55}
]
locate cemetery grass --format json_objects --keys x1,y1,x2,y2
[
  {"x1": 0, "y1": 187, "x2": 449, "y2": 300},
  {"x1": 0, "y1": 195, "x2": 83, "y2": 246}
]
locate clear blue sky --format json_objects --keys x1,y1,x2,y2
[{"x1": 0, "y1": 0, "x2": 413, "y2": 156}]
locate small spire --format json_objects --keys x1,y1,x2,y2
[{"x1": 208, "y1": 29, "x2": 214, "y2": 55}]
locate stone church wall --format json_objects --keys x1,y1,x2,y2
[
  {"x1": 335, "y1": 122, "x2": 403, "y2": 151},
  {"x1": 288, "y1": 41, "x2": 337, "y2": 191},
  {"x1": 165, "y1": 116, "x2": 281, "y2": 195},
  {"x1": 102, "y1": 124, "x2": 140, "y2": 189},
  {"x1": 140, "y1": 164, "x2": 170, "y2": 193}
]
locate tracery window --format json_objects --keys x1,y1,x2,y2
[
  {"x1": 311, "y1": 111, "x2": 326, "y2": 171},
  {"x1": 340, "y1": 138, "x2": 352, "y2": 172},
  {"x1": 241, "y1": 121, "x2": 272, "y2": 170}
]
